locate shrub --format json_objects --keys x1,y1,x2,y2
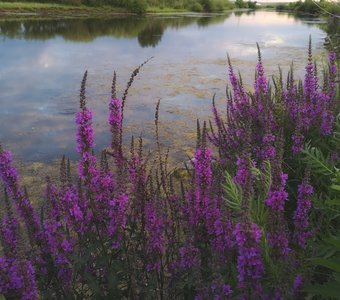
[
  {"x1": 247, "y1": 1, "x2": 256, "y2": 9},
  {"x1": 126, "y1": 0, "x2": 147, "y2": 14},
  {"x1": 235, "y1": 0, "x2": 247, "y2": 8},
  {"x1": 191, "y1": 2, "x2": 204, "y2": 12},
  {"x1": 200, "y1": 0, "x2": 224, "y2": 12}
]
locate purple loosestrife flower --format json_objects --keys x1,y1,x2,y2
[
  {"x1": 226, "y1": 60, "x2": 253, "y2": 153},
  {"x1": 328, "y1": 51, "x2": 337, "y2": 101},
  {"x1": 300, "y1": 45, "x2": 323, "y2": 131},
  {"x1": 194, "y1": 147, "x2": 212, "y2": 188},
  {"x1": 21, "y1": 260, "x2": 39, "y2": 300},
  {"x1": 265, "y1": 173, "x2": 290, "y2": 256},
  {"x1": 321, "y1": 109, "x2": 335, "y2": 135},
  {"x1": 205, "y1": 198, "x2": 233, "y2": 260},
  {"x1": 228, "y1": 61, "x2": 247, "y2": 105},
  {"x1": 0, "y1": 213, "x2": 19, "y2": 256},
  {"x1": 145, "y1": 202, "x2": 165, "y2": 272},
  {"x1": 55, "y1": 254, "x2": 73, "y2": 288},
  {"x1": 76, "y1": 107, "x2": 100, "y2": 189},
  {"x1": 292, "y1": 133, "x2": 304, "y2": 154},
  {"x1": 0, "y1": 149, "x2": 41, "y2": 247},
  {"x1": 294, "y1": 274, "x2": 303, "y2": 291},
  {"x1": 76, "y1": 108, "x2": 94, "y2": 153},
  {"x1": 0, "y1": 258, "x2": 38, "y2": 300},
  {"x1": 190, "y1": 146, "x2": 213, "y2": 225},
  {"x1": 259, "y1": 133, "x2": 276, "y2": 160},
  {"x1": 273, "y1": 289, "x2": 284, "y2": 300},
  {"x1": 128, "y1": 155, "x2": 147, "y2": 190},
  {"x1": 304, "y1": 59, "x2": 318, "y2": 105},
  {"x1": 0, "y1": 258, "x2": 22, "y2": 295},
  {"x1": 109, "y1": 98, "x2": 123, "y2": 153},
  {"x1": 44, "y1": 184, "x2": 74, "y2": 290},
  {"x1": 184, "y1": 190, "x2": 200, "y2": 226},
  {"x1": 254, "y1": 58, "x2": 268, "y2": 100},
  {"x1": 265, "y1": 189, "x2": 288, "y2": 212},
  {"x1": 267, "y1": 226, "x2": 290, "y2": 257},
  {"x1": 234, "y1": 156, "x2": 250, "y2": 188},
  {"x1": 210, "y1": 280, "x2": 233, "y2": 299},
  {"x1": 293, "y1": 274, "x2": 303, "y2": 298},
  {"x1": 60, "y1": 185, "x2": 90, "y2": 235},
  {"x1": 108, "y1": 194, "x2": 129, "y2": 249},
  {"x1": 293, "y1": 176, "x2": 313, "y2": 248},
  {"x1": 234, "y1": 222, "x2": 264, "y2": 297},
  {"x1": 265, "y1": 140, "x2": 290, "y2": 257},
  {"x1": 179, "y1": 244, "x2": 200, "y2": 269},
  {"x1": 284, "y1": 75, "x2": 298, "y2": 121}
]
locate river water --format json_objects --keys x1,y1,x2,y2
[{"x1": 0, "y1": 11, "x2": 328, "y2": 164}]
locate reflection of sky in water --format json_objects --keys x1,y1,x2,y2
[{"x1": 0, "y1": 11, "x2": 327, "y2": 163}]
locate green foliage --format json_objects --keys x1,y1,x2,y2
[
  {"x1": 234, "y1": 0, "x2": 256, "y2": 9},
  {"x1": 302, "y1": 142, "x2": 334, "y2": 176},
  {"x1": 223, "y1": 170, "x2": 242, "y2": 210},
  {"x1": 301, "y1": 116, "x2": 340, "y2": 299},
  {"x1": 223, "y1": 160, "x2": 271, "y2": 225},
  {"x1": 199, "y1": 0, "x2": 225, "y2": 12},
  {"x1": 235, "y1": 0, "x2": 247, "y2": 9},
  {"x1": 0, "y1": 0, "x2": 234, "y2": 13},
  {"x1": 247, "y1": 1, "x2": 256, "y2": 9},
  {"x1": 190, "y1": 1, "x2": 203, "y2": 12},
  {"x1": 126, "y1": 0, "x2": 147, "y2": 14},
  {"x1": 275, "y1": 0, "x2": 340, "y2": 18}
]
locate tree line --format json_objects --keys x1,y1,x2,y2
[{"x1": 2, "y1": 0, "x2": 235, "y2": 13}]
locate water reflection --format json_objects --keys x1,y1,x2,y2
[
  {"x1": 0, "y1": 11, "x2": 328, "y2": 163},
  {"x1": 0, "y1": 15, "x2": 234, "y2": 47}
]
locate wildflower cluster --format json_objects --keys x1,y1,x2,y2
[{"x1": 0, "y1": 43, "x2": 338, "y2": 299}]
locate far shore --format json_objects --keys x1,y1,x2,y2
[{"x1": 0, "y1": 2, "x2": 252, "y2": 18}]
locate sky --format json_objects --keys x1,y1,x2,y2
[{"x1": 257, "y1": 0, "x2": 340, "y2": 3}]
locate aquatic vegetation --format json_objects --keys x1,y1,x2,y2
[{"x1": 0, "y1": 41, "x2": 339, "y2": 299}]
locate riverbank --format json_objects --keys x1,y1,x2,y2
[
  {"x1": 0, "y1": 1, "x2": 234, "y2": 17},
  {"x1": 262, "y1": 1, "x2": 339, "y2": 55},
  {"x1": 0, "y1": 2, "x2": 133, "y2": 17}
]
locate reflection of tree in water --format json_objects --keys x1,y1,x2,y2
[
  {"x1": 0, "y1": 15, "x2": 230, "y2": 46},
  {"x1": 196, "y1": 13, "x2": 231, "y2": 27},
  {"x1": 233, "y1": 10, "x2": 254, "y2": 17},
  {"x1": 138, "y1": 21, "x2": 164, "y2": 48}
]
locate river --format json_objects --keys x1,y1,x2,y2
[{"x1": 0, "y1": 10, "x2": 328, "y2": 164}]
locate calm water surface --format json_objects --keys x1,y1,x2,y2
[{"x1": 0, "y1": 11, "x2": 327, "y2": 163}]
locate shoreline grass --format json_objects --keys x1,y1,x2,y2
[
  {"x1": 0, "y1": 2, "x2": 131, "y2": 17},
  {"x1": 0, "y1": 1, "x2": 234, "y2": 17}
]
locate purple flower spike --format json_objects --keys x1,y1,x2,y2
[
  {"x1": 76, "y1": 108, "x2": 95, "y2": 153},
  {"x1": 234, "y1": 222, "x2": 264, "y2": 297},
  {"x1": 293, "y1": 176, "x2": 313, "y2": 248},
  {"x1": 0, "y1": 150, "x2": 42, "y2": 246},
  {"x1": 255, "y1": 59, "x2": 268, "y2": 100},
  {"x1": 194, "y1": 147, "x2": 213, "y2": 188},
  {"x1": 109, "y1": 97, "x2": 123, "y2": 154},
  {"x1": 265, "y1": 190, "x2": 288, "y2": 212}
]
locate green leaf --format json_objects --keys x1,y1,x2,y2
[
  {"x1": 305, "y1": 282, "x2": 340, "y2": 299},
  {"x1": 324, "y1": 237, "x2": 340, "y2": 250},
  {"x1": 223, "y1": 171, "x2": 241, "y2": 211},
  {"x1": 261, "y1": 160, "x2": 272, "y2": 196},
  {"x1": 309, "y1": 258, "x2": 340, "y2": 272},
  {"x1": 325, "y1": 199, "x2": 340, "y2": 206},
  {"x1": 330, "y1": 184, "x2": 340, "y2": 192},
  {"x1": 334, "y1": 273, "x2": 340, "y2": 283},
  {"x1": 0, "y1": 295, "x2": 6, "y2": 300},
  {"x1": 302, "y1": 143, "x2": 334, "y2": 176}
]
